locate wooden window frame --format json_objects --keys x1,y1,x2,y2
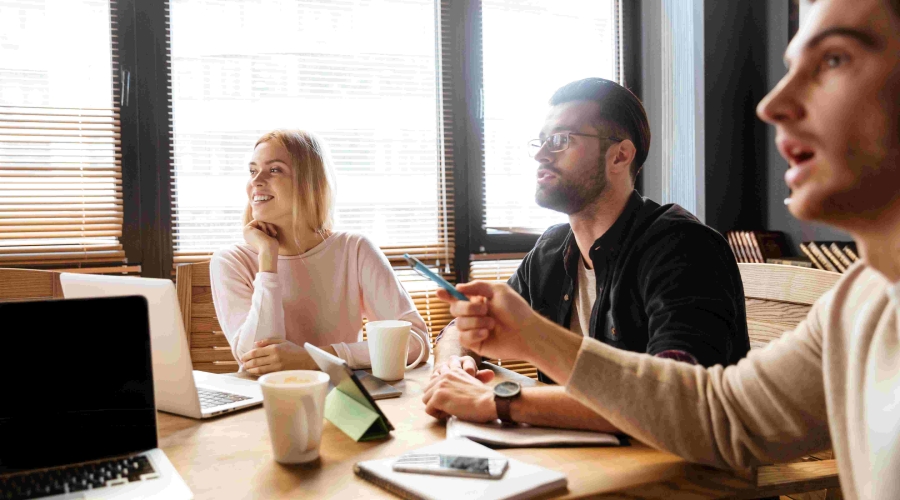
[
  {"x1": 114, "y1": 0, "x2": 175, "y2": 278},
  {"x1": 116, "y1": 0, "x2": 636, "y2": 281}
]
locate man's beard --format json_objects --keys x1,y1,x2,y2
[
  {"x1": 535, "y1": 159, "x2": 608, "y2": 215},
  {"x1": 819, "y1": 135, "x2": 900, "y2": 224}
]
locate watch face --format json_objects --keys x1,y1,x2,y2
[{"x1": 493, "y1": 381, "x2": 521, "y2": 398}]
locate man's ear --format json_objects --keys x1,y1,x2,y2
[{"x1": 608, "y1": 139, "x2": 636, "y2": 176}]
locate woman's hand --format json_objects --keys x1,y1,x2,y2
[
  {"x1": 243, "y1": 219, "x2": 279, "y2": 272},
  {"x1": 436, "y1": 281, "x2": 544, "y2": 362},
  {"x1": 240, "y1": 339, "x2": 316, "y2": 375}
]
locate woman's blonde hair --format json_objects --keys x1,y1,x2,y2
[{"x1": 243, "y1": 130, "x2": 336, "y2": 243}]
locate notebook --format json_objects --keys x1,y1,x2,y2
[
  {"x1": 446, "y1": 417, "x2": 624, "y2": 448},
  {"x1": 354, "y1": 438, "x2": 567, "y2": 500}
]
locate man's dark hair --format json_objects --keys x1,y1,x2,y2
[{"x1": 549, "y1": 78, "x2": 651, "y2": 179}]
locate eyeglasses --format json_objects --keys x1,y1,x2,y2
[{"x1": 527, "y1": 132, "x2": 623, "y2": 158}]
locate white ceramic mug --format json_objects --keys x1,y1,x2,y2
[
  {"x1": 258, "y1": 370, "x2": 330, "y2": 464},
  {"x1": 366, "y1": 320, "x2": 427, "y2": 381}
]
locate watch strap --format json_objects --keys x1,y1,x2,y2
[{"x1": 495, "y1": 395, "x2": 515, "y2": 425}]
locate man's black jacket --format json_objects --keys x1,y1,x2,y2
[{"x1": 509, "y1": 190, "x2": 750, "y2": 382}]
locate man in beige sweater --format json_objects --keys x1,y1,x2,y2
[{"x1": 425, "y1": 0, "x2": 900, "y2": 499}]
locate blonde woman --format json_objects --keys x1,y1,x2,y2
[{"x1": 210, "y1": 130, "x2": 428, "y2": 375}]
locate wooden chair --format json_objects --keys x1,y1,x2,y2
[
  {"x1": 175, "y1": 261, "x2": 240, "y2": 373},
  {"x1": 738, "y1": 263, "x2": 843, "y2": 500},
  {"x1": 0, "y1": 268, "x2": 64, "y2": 302},
  {"x1": 740, "y1": 263, "x2": 842, "y2": 350}
]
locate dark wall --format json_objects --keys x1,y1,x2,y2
[
  {"x1": 637, "y1": 0, "x2": 851, "y2": 252},
  {"x1": 700, "y1": 0, "x2": 850, "y2": 252},
  {"x1": 763, "y1": 0, "x2": 851, "y2": 251},
  {"x1": 703, "y1": 0, "x2": 769, "y2": 233}
]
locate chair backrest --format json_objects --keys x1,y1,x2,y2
[
  {"x1": 175, "y1": 261, "x2": 239, "y2": 373},
  {"x1": 738, "y1": 263, "x2": 843, "y2": 500},
  {"x1": 0, "y1": 268, "x2": 64, "y2": 303},
  {"x1": 738, "y1": 263, "x2": 842, "y2": 349}
]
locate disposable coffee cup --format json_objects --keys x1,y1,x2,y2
[
  {"x1": 366, "y1": 320, "x2": 427, "y2": 381},
  {"x1": 258, "y1": 370, "x2": 330, "y2": 464}
]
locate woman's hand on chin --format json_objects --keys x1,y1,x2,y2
[
  {"x1": 244, "y1": 219, "x2": 279, "y2": 272},
  {"x1": 240, "y1": 339, "x2": 318, "y2": 375}
]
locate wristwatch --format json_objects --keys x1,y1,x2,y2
[{"x1": 493, "y1": 381, "x2": 522, "y2": 425}]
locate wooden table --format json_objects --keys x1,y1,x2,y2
[{"x1": 157, "y1": 360, "x2": 763, "y2": 499}]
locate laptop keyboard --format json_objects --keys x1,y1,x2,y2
[
  {"x1": 0, "y1": 455, "x2": 157, "y2": 500},
  {"x1": 197, "y1": 388, "x2": 251, "y2": 409}
]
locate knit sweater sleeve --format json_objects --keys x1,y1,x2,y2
[
  {"x1": 210, "y1": 249, "x2": 286, "y2": 365},
  {"x1": 565, "y1": 295, "x2": 833, "y2": 469}
]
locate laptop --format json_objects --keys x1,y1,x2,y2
[
  {"x1": 59, "y1": 273, "x2": 262, "y2": 419},
  {"x1": 0, "y1": 296, "x2": 192, "y2": 500}
]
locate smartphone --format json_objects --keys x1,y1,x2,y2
[
  {"x1": 392, "y1": 454, "x2": 508, "y2": 479},
  {"x1": 403, "y1": 253, "x2": 468, "y2": 301}
]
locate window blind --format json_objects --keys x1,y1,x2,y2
[
  {"x1": 469, "y1": 256, "x2": 537, "y2": 379},
  {"x1": 0, "y1": 0, "x2": 127, "y2": 270},
  {"x1": 469, "y1": 257, "x2": 523, "y2": 283},
  {"x1": 168, "y1": 0, "x2": 454, "y2": 273},
  {"x1": 167, "y1": 0, "x2": 456, "y2": 343},
  {"x1": 481, "y1": 0, "x2": 618, "y2": 234}
]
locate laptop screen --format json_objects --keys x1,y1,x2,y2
[{"x1": 0, "y1": 296, "x2": 158, "y2": 474}]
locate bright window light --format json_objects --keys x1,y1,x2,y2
[
  {"x1": 170, "y1": 0, "x2": 440, "y2": 255},
  {"x1": 482, "y1": 0, "x2": 616, "y2": 233}
]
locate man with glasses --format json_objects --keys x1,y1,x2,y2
[
  {"x1": 432, "y1": 2, "x2": 900, "y2": 496},
  {"x1": 426, "y1": 78, "x2": 750, "y2": 431}
]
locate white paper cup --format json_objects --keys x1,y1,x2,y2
[
  {"x1": 366, "y1": 320, "x2": 427, "y2": 381},
  {"x1": 258, "y1": 370, "x2": 330, "y2": 464}
]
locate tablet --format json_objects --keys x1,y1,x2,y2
[{"x1": 303, "y1": 343, "x2": 395, "y2": 431}]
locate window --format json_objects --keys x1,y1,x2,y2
[
  {"x1": 168, "y1": 0, "x2": 452, "y2": 269},
  {"x1": 477, "y1": 0, "x2": 619, "y2": 250},
  {"x1": 0, "y1": 0, "x2": 127, "y2": 271},
  {"x1": 167, "y1": 0, "x2": 456, "y2": 341},
  {"x1": 0, "y1": 1, "x2": 622, "y2": 276}
]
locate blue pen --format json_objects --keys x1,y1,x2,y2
[{"x1": 403, "y1": 253, "x2": 469, "y2": 301}]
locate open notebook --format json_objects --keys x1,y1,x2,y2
[
  {"x1": 446, "y1": 417, "x2": 624, "y2": 448},
  {"x1": 354, "y1": 438, "x2": 567, "y2": 500}
]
